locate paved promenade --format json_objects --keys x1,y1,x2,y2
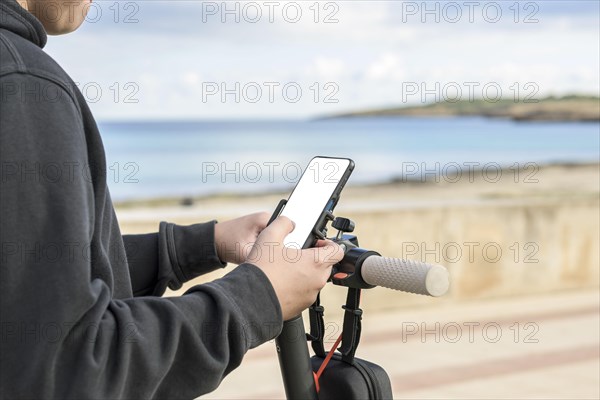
[{"x1": 202, "y1": 289, "x2": 600, "y2": 399}]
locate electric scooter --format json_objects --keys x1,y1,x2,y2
[{"x1": 274, "y1": 212, "x2": 450, "y2": 400}]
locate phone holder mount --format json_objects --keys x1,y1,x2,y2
[
  {"x1": 308, "y1": 215, "x2": 380, "y2": 365},
  {"x1": 270, "y1": 198, "x2": 381, "y2": 365}
]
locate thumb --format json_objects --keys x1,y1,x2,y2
[{"x1": 261, "y1": 216, "x2": 295, "y2": 242}]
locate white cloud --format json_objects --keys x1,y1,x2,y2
[
  {"x1": 366, "y1": 53, "x2": 406, "y2": 81},
  {"x1": 43, "y1": 1, "x2": 600, "y2": 120},
  {"x1": 307, "y1": 57, "x2": 346, "y2": 79},
  {"x1": 181, "y1": 72, "x2": 202, "y2": 86}
]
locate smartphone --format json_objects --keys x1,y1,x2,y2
[{"x1": 275, "y1": 156, "x2": 354, "y2": 249}]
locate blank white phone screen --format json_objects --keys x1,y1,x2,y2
[{"x1": 280, "y1": 158, "x2": 350, "y2": 248}]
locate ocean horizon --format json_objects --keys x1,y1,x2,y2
[{"x1": 97, "y1": 117, "x2": 600, "y2": 201}]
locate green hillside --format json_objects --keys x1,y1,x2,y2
[{"x1": 331, "y1": 95, "x2": 599, "y2": 122}]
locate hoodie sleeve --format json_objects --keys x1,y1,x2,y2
[
  {"x1": 123, "y1": 221, "x2": 226, "y2": 297},
  {"x1": 0, "y1": 73, "x2": 283, "y2": 399}
]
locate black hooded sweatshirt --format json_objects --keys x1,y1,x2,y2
[{"x1": 0, "y1": 1, "x2": 283, "y2": 398}]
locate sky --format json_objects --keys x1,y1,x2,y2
[{"x1": 44, "y1": 0, "x2": 600, "y2": 120}]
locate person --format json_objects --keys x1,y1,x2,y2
[{"x1": 0, "y1": 0, "x2": 344, "y2": 398}]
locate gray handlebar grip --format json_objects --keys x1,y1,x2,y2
[{"x1": 361, "y1": 256, "x2": 450, "y2": 297}]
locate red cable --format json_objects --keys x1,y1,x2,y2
[
  {"x1": 313, "y1": 333, "x2": 343, "y2": 393},
  {"x1": 313, "y1": 292, "x2": 362, "y2": 393}
]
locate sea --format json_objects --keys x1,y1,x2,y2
[{"x1": 97, "y1": 117, "x2": 600, "y2": 201}]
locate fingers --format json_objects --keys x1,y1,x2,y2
[
  {"x1": 261, "y1": 216, "x2": 295, "y2": 241},
  {"x1": 322, "y1": 242, "x2": 344, "y2": 264},
  {"x1": 322, "y1": 263, "x2": 334, "y2": 285},
  {"x1": 306, "y1": 241, "x2": 344, "y2": 267},
  {"x1": 313, "y1": 239, "x2": 331, "y2": 248},
  {"x1": 253, "y1": 211, "x2": 271, "y2": 230},
  {"x1": 327, "y1": 243, "x2": 345, "y2": 264}
]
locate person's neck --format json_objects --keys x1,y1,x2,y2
[{"x1": 15, "y1": 0, "x2": 30, "y2": 12}]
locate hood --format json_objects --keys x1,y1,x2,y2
[{"x1": 0, "y1": 0, "x2": 47, "y2": 48}]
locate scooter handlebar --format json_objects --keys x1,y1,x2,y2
[{"x1": 360, "y1": 256, "x2": 450, "y2": 297}]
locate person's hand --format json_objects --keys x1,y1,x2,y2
[
  {"x1": 214, "y1": 212, "x2": 271, "y2": 264},
  {"x1": 246, "y1": 216, "x2": 344, "y2": 321}
]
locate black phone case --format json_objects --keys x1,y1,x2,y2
[{"x1": 268, "y1": 156, "x2": 354, "y2": 249}]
